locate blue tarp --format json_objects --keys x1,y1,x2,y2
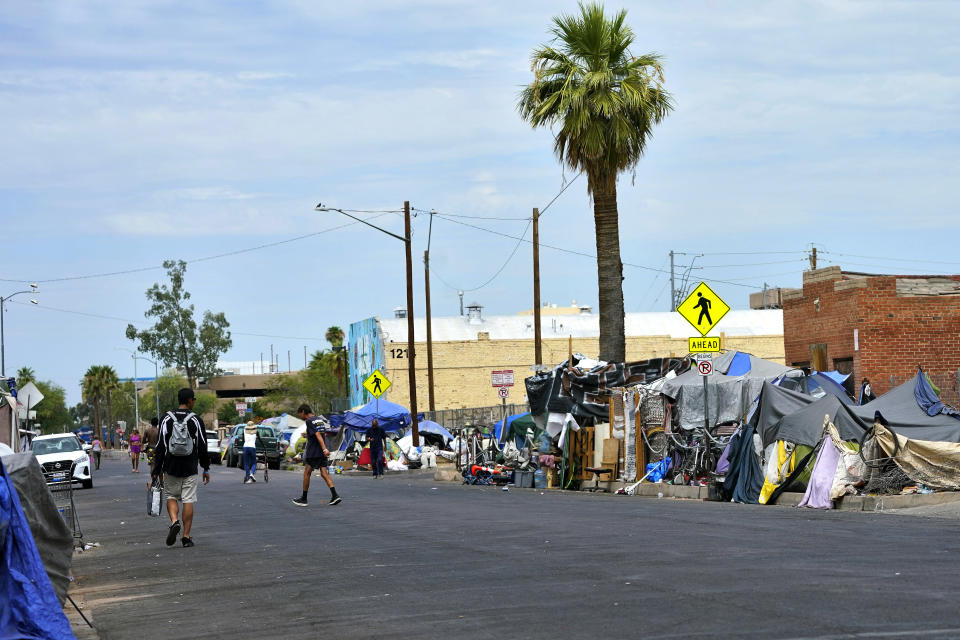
[
  {"x1": 726, "y1": 352, "x2": 752, "y2": 376},
  {"x1": 819, "y1": 370, "x2": 850, "y2": 386},
  {"x1": 915, "y1": 369, "x2": 960, "y2": 419},
  {"x1": 493, "y1": 412, "x2": 531, "y2": 444},
  {"x1": 343, "y1": 398, "x2": 422, "y2": 433},
  {"x1": 0, "y1": 458, "x2": 74, "y2": 639}
]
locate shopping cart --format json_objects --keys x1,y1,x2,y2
[
  {"x1": 256, "y1": 452, "x2": 269, "y2": 483},
  {"x1": 43, "y1": 464, "x2": 82, "y2": 543}
]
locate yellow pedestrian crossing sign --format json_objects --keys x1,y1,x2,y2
[
  {"x1": 677, "y1": 282, "x2": 730, "y2": 337},
  {"x1": 363, "y1": 369, "x2": 391, "y2": 398}
]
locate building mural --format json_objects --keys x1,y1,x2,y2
[{"x1": 348, "y1": 317, "x2": 385, "y2": 407}]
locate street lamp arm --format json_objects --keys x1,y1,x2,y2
[{"x1": 315, "y1": 204, "x2": 407, "y2": 243}]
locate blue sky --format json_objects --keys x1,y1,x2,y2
[{"x1": 2, "y1": 1, "x2": 959, "y2": 405}]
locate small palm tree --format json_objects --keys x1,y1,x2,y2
[
  {"x1": 325, "y1": 326, "x2": 345, "y2": 349},
  {"x1": 82, "y1": 365, "x2": 120, "y2": 447},
  {"x1": 16, "y1": 366, "x2": 36, "y2": 384},
  {"x1": 519, "y1": 2, "x2": 674, "y2": 362}
]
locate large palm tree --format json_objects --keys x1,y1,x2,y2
[{"x1": 519, "y1": 2, "x2": 673, "y2": 362}]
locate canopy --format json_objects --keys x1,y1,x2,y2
[{"x1": 343, "y1": 398, "x2": 420, "y2": 433}]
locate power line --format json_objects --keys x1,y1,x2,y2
[
  {"x1": 11, "y1": 299, "x2": 328, "y2": 341},
  {"x1": 697, "y1": 258, "x2": 807, "y2": 268},
  {"x1": 821, "y1": 250, "x2": 960, "y2": 267},
  {"x1": 0, "y1": 213, "x2": 393, "y2": 285},
  {"x1": 419, "y1": 173, "x2": 579, "y2": 294},
  {"x1": 697, "y1": 250, "x2": 807, "y2": 256},
  {"x1": 431, "y1": 219, "x2": 532, "y2": 293},
  {"x1": 538, "y1": 171, "x2": 582, "y2": 216},
  {"x1": 431, "y1": 213, "x2": 760, "y2": 288}
]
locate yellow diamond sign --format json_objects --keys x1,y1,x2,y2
[
  {"x1": 362, "y1": 369, "x2": 391, "y2": 398},
  {"x1": 677, "y1": 282, "x2": 730, "y2": 337}
]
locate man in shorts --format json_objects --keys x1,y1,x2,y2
[
  {"x1": 292, "y1": 404, "x2": 341, "y2": 507},
  {"x1": 152, "y1": 388, "x2": 210, "y2": 547}
]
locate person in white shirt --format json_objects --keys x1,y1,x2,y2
[{"x1": 242, "y1": 422, "x2": 265, "y2": 484}]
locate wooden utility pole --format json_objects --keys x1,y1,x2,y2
[
  {"x1": 809, "y1": 247, "x2": 818, "y2": 270},
  {"x1": 424, "y1": 249, "x2": 435, "y2": 412},
  {"x1": 533, "y1": 207, "x2": 542, "y2": 366},
  {"x1": 404, "y1": 201, "x2": 420, "y2": 446}
]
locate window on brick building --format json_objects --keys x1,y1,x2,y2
[
  {"x1": 833, "y1": 357, "x2": 855, "y2": 396},
  {"x1": 810, "y1": 344, "x2": 828, "y2": 372}
]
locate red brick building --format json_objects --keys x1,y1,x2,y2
[{"x1": 783, "y1": 266, "x2": 960, "y2": 401}]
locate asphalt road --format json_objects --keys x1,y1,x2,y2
[{"x1": 70, "y1": 458, "x2": 960, "y2": 640}]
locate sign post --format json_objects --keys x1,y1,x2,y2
[
  {"x1": 676, "y1": 282, "x2": 730, "y2": 463},
  {"x1": 492, "y1": 370, "x2": 514, "y2": 443}
]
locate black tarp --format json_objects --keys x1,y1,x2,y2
[{"x1": 525, "y1": 357, "x2": 685, "y2": 419}]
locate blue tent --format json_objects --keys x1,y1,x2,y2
[
  {"x1": 343, "y1": 398, "x2": 421, "y2": 433},
  {"x1": 415, "y1": 420, "x2": 454, "y2": 441}
]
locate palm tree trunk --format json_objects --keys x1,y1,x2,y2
[{"x1": 591, "y1": 175, "x2": 626, "y2": 363}]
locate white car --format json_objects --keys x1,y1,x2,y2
[
  {"x1": 206, "y1": 430, "x2": 222, "y2": 464},
  {"x1": 31, "y1": 433, "x2": 94, "y2": 489}
]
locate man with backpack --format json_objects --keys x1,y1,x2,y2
[{"x1": 152, "y1": 388, "x2": 210, "y2": 548}]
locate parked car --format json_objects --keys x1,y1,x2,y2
[
  {"x1": 205, "y1": 430, "x2": 222, "y2": 464},
  {"x1": 31, "y1": 433, "x2": 94, "y2": 489},
  {"x1": 224, "y1": 425, "x2": 282, "y2": 469}
]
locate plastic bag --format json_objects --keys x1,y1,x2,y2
[{"x1": 147, "y1": 479, "x2": 162, "y2": 517}]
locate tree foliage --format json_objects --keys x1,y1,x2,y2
[
  {"x1": 216, "y1": 399, "x2": 272, "y2": 426},
  {"x1": 518, "y1": 2, "x2": 673, "y2": 362},
  {"x1": 263, "y1": 350, "x2": 341, "y2": 415},
  {"x1": 13, "y1": 367, "x2": 71, "y2": 434},
  {"x1": 138, "y1": 369, "x2": 215, "y2": 421},
  {"x1": 125, "y1": 260, "x2": 232, "y2": 387},
  {"x1": 82, "y1": 365, "x2": 120, "y2": 445}
]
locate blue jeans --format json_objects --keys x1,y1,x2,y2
[{"x1": 243, "y1": 447, "x2": 257, "y2": 478}]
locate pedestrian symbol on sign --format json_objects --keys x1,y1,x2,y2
[
  {"x1": 677, "y1": 282, "x2": 730, "y2": 337},
  {"x1": 362, "y1": 369, "x2": 391, "y2": 399}
]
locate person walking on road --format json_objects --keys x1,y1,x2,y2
[
  {"x1": 143, "y1": 417, "x2": 160, "y2": 472},
  {"x1": 242, "y1": 421, "x2": 265, "y2": 484},
  {"x1": 152, "y1": 388, "x2": 210, "y2": 548},
  {"x1": 292, "y1": 404, "x2": 341, "y2": 507},
  {"x1": 368, "y1": 419, "x2": 387, "y2": 479},
  {"x1": 129, "y1": 428, "x2": 142, "y2": 473},
  {"x1": 91, "y1": 437, "x2": 102, "y2": 470}
]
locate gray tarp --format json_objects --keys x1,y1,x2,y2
[
  {"x1": 660, "y1": 354, "x2": 796, "y2": 430},
  {"x1": 759, "y1": 374, "x2": 960, "y2": 448},
  {"x1": 1, "y1": 452, "x2": 73, "y2": 603}
]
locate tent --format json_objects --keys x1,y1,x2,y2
[
  {"x1": 415, "y1": 420, "x2": 453, "y2": 442},
  {"x1": 493, "y1": 413, "x2": 538, "y2": 444},
  {"x1": 343, "y1": 398, "x2": 420, "y2": 433},
  {"x1": 660, "y1": 352, "x2": 799, "y2": 430}
]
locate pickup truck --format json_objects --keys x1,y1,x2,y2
[{"x1": 224, "y1": 425, "x2": 282, "y2": 470}]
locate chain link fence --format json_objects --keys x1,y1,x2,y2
[{"x1": 424, "y1": 403, "x2": 529, "y2": 430}]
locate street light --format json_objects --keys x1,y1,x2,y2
[
  {"x1": 1, "y1": 284, "x2": 38, "y2": 377},
  {"x1": 316, "y1": 202, "x2": 421, "y2": 446}
]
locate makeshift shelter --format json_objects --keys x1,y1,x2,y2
[
  {"x1": 0, "y1": 454, "x2": 74, "y2": 638},
  {"x1": 660, "y1": 352, "x2": 799, "y2": 431}
]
